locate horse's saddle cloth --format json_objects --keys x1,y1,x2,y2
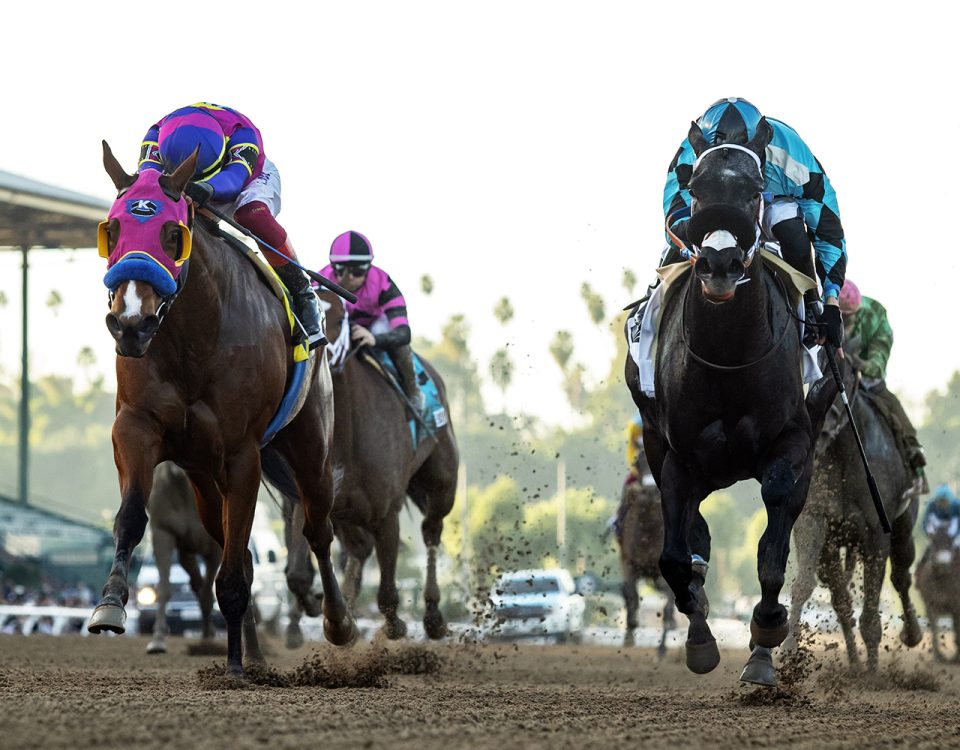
[
  {"x1": 627, "y1": 247, "x2": 822, "y2": 397},
  {"x1": 362, "y1": 348, "x2": 448, "y2": 447}
]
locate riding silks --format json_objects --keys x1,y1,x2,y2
[{"x1": 628, "y1": 248, "x2": 821, "y2": 397}]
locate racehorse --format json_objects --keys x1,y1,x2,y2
[
  {"x1": 144, "y1": 461, "x2": 221, "y2": 654},
  {"x1": 787, "y1": 349, "x2": 921, "y2": 669},
  {"x1": 916, "y1": 526, "x2": 960, "y2": 662},
  {"x1": 624, "y1": 118, "x2": 836, "y2": 686},
  {"x1": 616, "y1": 472, "x2": 675, "y2": 655},
  {"x1": 280, "y1": 290, "x2": 458, "y2": 647},
  {"x1": 87, "y1": 145, "x2": 356, "y2": 674}
]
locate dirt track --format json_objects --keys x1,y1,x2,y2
[{"x1": 2, "y1": 634, "x2": 959, "y2": 749}]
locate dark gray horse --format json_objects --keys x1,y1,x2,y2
[
  {"x1": 787, "y1": 351, "x2": 921, "y2": 669},
  {"x1": 144, "y1": 462, "x2": 221, "y2": 654},
  {"x1": 625, "y1": 118, "x2": 836, "y2": 686},
  {"x1": 277, "y1": 291, "x2": 458, "y2": 647},
  {"x1": 915, "y1": 527, "x2": 960, "y2": 662}
]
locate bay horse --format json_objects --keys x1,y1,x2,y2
[
  {"x1": 281, "y1": 290, "x2": 458, "y2": 647},
  {"x1": 144, "y1": 461, "x2": 221, "y2": 654},
  {"x1": 87, "y1": 145, "x2": 356, "y2": 674},
  {"x1": 915, "y1": 527, "x2": 960, "y2": 662},
  {"x1": 624, "y1": 118, "x2": 836, "y2": 686},
  {"x1": 787, "y1": 349, "x2": 921, "y2": 669},
  {"x1": 617, "y1": 469, "x2": 675, "y2": 655}
]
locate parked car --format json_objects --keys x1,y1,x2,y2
[
  {"x1": 135, "y1": 506, "x2": 286, "y2": 635},
  {"x1": 487, "y1": 569, "x2": 585, "y2": 643}
]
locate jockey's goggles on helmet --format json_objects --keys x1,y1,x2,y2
[{"x1": 333, "y1": 263, "x2": 370, "y2": 277}]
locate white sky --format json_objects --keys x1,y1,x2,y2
[{"x1": 0, "y1": 1, "x2": 955, "y2": 422}]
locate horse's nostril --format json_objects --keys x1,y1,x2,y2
[{"x1": 105, "y1": 313, "x2": 123, "y2": 340}]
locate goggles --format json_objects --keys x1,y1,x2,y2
[{"x1": 332, "y1": 263, "x2": 370, "y2": 277}]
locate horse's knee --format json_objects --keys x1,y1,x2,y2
[{"x1": 761, "y1": 460, "x2": 797, "y2": 506}]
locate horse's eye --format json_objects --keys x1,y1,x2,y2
[{"x1": 688, "y1": 190, "x2": 697, "y2": 199}]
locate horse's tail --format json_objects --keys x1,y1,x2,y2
[{"x1": 260, "y1": 446, "x2": 299, "y2": 505}]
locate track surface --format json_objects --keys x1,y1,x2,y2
[{"x1": 2, "y1": 634, "x2": 959, "y2": 749}]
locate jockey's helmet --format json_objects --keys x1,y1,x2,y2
[
  {"x1": 839, "y1": 280, "x2": 862, "y2": 314},
  {"x1": 330, "y1": 230, "x2": 374, "y2": 264},
  {"x1": 158, "y1": 116, "x2": 227, "y2": 181},
  {"x1": 697, "y1": 98, "x2": 763, "y2": 146}
]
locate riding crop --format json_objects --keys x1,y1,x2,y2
[
  {"x1": 823, "y1": 343, "x2": 892, "y2": 533},
  {"x1": 200, "y1": 204, "x2": 358, "y2": 303}
]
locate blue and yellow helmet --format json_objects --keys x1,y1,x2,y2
[
  {"x1": 697, "y1": 98, "x2": 763, "y2": 146},
  {"x1": 157, "y1": 109, "x2": 227, "y2": 181}
]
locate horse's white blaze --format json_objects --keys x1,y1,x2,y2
[
  {"x1": 120, "y1": 281, "x2": 144, "y2": 319},
  {"x1": 702, "y1": 230, "x2": 738, "y2": 251}
]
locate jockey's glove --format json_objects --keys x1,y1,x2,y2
[
  {"x1": 185, "y1": 181, "x2": 215, "y2": 207},
  {"x1": 821, "y1": 304, "x2": 843, "y2": 348}
]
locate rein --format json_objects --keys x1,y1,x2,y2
[{"x1": 679, "y1": 265, "x2": 794, "y2": 372}]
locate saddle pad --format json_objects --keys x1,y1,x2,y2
[
  {"x1": 628, "y1": 248, "x2": 821, "y2": 397},
  {"x1": 366, "y1": 349, "x2": 447, "y2": 446}
]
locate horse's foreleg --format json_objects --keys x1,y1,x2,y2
[
  {"x1": 658, "y1": 451, "x2": 716, "y2": 674},
  {"x1": 241, "y1": 547, "x2": 265, "y2": 665},
  {"x1": 301, "y1": 462, "x2": 357, "y2": 647},
  {"x1": 88, "y1": 416, "x2": 159, "y2": 635},
  {"x1": 621, "y1": 563, "x2": 639, "y2": 648},
  {"x1": 820, "y1": 542, "x2": 860, "y2": 667},
  {"x1": 283, "y1": 498, "x2": 322, "y2": 618},
  {"x1": 374, "y1": 509, "x2": 407, "y2": 640},
  {"x1": 655, "y1": 575, "x2": 675, "y2": 658},
  {"x1": 860, "y1": 552, "x2": 887, "y2": 671},
  {"x1": 784, "y1": 512, "x2": 827, "y2": 652},
  {"x1": 889, "y1": 507, "x2": 922, "y2": 648},
  {"x1": 146, "y1": 528, "x2": 174, "y2": 654},
  {"x1": 200, "y1": 549, "x2": 219, "y2": 642},
  {"x1": 216, "y1": 447, "x2": 260, "y2": 674}
]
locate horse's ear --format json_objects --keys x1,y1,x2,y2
[
  {"x1": 687, "y1": 121, "x2": 710, "y2": 157},
  {"x1": 102, "y1": 140, "x2": 135, "y2": 192},
  {"x1": 164, "y1": 148, "x2": 199, "y2": 196},
  {"x1": 745, "y1": 117, "x2": 773, "y2": 160}
]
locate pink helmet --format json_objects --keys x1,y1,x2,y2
[{"x1": 839, "y1": 280, "x2": 862, "y2": 314}]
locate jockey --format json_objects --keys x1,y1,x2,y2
[
  {"x1": 318, "y1": 231, "x2": 422, "y2": 409},
  {"x1": 922, "y1": 485, "x2": 960, "y2": 542},
  {"x1": 137, "y1": 102, "x2": 322, "y2": 341},
  {"x1": 839, "y1": 280, "x2": 927, "y2": 483},
  {"x1": 662, "y1": 97, "x2": 847, "y2": 349}
]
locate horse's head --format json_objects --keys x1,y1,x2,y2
[
  {"x1": 317, "y1": 289, "x2": 350, "y2": 368},
  {"x1": 683, "y1": 118, "x2": 773, "y2": 303},
  {"x1": 99, "y1": 142, "x2": 196, "y2": 357}
]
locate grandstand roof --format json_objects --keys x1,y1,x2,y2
[{"x1": 0, "y1": 170, "x2": 110, "y2": 249}]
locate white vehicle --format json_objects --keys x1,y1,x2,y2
[{"x1": 488, "y1": 569, "x2": 585, "y2": 643}]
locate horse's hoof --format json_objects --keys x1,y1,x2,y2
[
  {"x1": 324, "y1": 613, "x2": 359, "y2": 647},
  {"x1": 740, "y1": 646, "x2": 776, "y2": 687},
  {"x1": 623, "y1": 631, "x2": 636, "y2": 648},
  {"x1": 750, "y1": 617, "x2": 789, "y2": 648},
  {"x1": 656, "y1": 643, "x2": 667, "y2": 661},
  {"x1": 685, "y1": 638, "x2": 720, "y2": 674},
  {"x1": 424, "y1": 612, "x2": 448, "y2": 640},
  {"x1": 87, "y1": 603, "x2": 127, "y2": 634},
  {"x1": 900, "y1": 620, "x2": 923, "y2": 648},
  {"x1": 146, "y1": 639, "x2": 167, "y2": 654},
  {"x1": 286, "y1": 626, "x2": 305, "y2": 650},
  {"x1": 302, "y1": 592, "x2": 324, "y2": 619},
  {"x1": 381, "y1": 618, "x2": 408, "y2": 641}
]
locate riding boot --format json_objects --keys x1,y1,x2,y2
[
  {"x1": 275, "y1": 263, "x2": 323, "y2": 343},
  {"x1": 392, "y1": 344, "x2": 424, "y2": 412},
  {"x1": 772, "y1": 216, "x2": 822, "y2": 347}
]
